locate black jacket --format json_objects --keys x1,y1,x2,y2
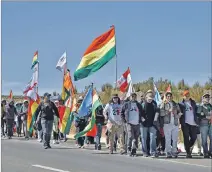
[
  {"x1": 35, "y1": 101, "x2": 59, "y2": 121},
  {"x1": 179, "y1": 99, "x2": 198, "y2": 126},
  {"x1": 95, "y1": 105, "x2": 105, "y2": 125}
]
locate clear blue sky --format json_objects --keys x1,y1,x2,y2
[{"x1": 2, "y1": 2, "x2": 211, "y2": 95}]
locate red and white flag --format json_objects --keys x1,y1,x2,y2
[
  {"x1": 116, "y1": 68, "x2": 132, "y2": 93},
  {"x1": 116, "y1": 68, "x2": 134, "y2": 100}
]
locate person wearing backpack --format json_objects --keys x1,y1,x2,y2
[
  {"x1": 160, "y1": 92, "x2": 182, "y2": 158},
  {"x1": 140, "y1": 90, "x2": 160, "y2": 158},
  {"x1": 34, "y1": 92, "x2": 59, "y2": 149},
  {"x1": 197, "y1": 91, "x2": 212, "y2": 158},
  {"x1": 121, "y1": 93, "x2": 142, "y2": 156}
]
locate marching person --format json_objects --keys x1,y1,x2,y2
[
  {"x1": 140, "y1": 90, "x2": 159, "y2": 158},
  {"x1": 53, "y1": 100, "x2": 60, "y2": 144},
  {"x1": 34, "y1": 93, "x2": 59, "y2": 149},
  {"x1": 15, "y1": 102, "x2": 22, "y2": 137},
  {"x1": 20, "y1": 100, "x2": 29, "y2": 139},
  {"x1": 5, "y1": 100, "x2": 17, "y2": 139},
  {"x1": 197, "y1": 91, "x2": 212, "y2": 158},
  {"x1": 160, "y1": 92, "x2": 182, "y2": 158},
  {"x1": 179, "y1": 90, "x2": 198, "y2": 158},
  {"x1": 103, "y1": 94, "x2": 125, "y2": 154},
  {"x1": 1, "y1": 100, "x2": 7, "y2": 137},
  {"x1": 94, "y1": 100, "x2": 105, "y2": 150},
  {"x1": 121, "y1": 93, "x2": 142, "y2": 156}
]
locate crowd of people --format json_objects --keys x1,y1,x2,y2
[{"x1": 1, "y1": 89, "x2": 212, "y2": 159}]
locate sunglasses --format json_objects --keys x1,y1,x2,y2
[{"x1": 204, "y1": 96, "x2": 210, "y2": 98}]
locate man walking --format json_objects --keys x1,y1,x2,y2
[
  {"x1": 140, "y1": 90, "x2": 159, "y2": 158},
  {"x1": 35, "y1": 93, "x2": 59, "y2": 149},
  {"x1": 179, "y1": 90, "x2": 198, "y2": 158},
  {"x1": 121, "y1": 93, "x2": 142, "y2": 156},
  {"x1": 5, "y1": 100, "x2": 17, "y2": 139},
  {"x1": 197, "y1": 91, "x2": 212, "y2": 158}
]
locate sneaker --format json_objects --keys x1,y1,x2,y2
[
  {"x1": 186, "y1": 154, "x2": 192, "y2": 158},
  {"x1": 53, "y1": 140, "x2": 56, "y2": 144},
  {"x1": 109, "y1": 151, "x2": 113, "y2": 154},
  {"x1": 204, "y1": 154, "x2": 210, "y2": 158},
  {"x1": 198, "y1": 152, "x2": 203, "y2": 156},
  {"x1": 47, "y1": 145, "x2": 52, "y2": 148},
  {"x1": 97, "y1": 144, "x2": 101, "y2": 150},
  {"x1": 143, "y1": 153, "x2": 149, "y2": 157},
  {"x1": 151, "y1": 153, "x2": 158, "y2": 158},
  {"x1": 44, "y1": 146, "x2": 48, "y2": 149}
]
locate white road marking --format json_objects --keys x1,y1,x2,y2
[
  {"x1": 140, "y1": 157, "x2": 211, "y2": 168},
  {"x1": 32, "y1": 165, "x2": 70, "y2": 172}
]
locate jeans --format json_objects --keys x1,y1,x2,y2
[
  {"x1": 127, "y1": 124, "x2": 140, "y2": 150},
  {"x1": 95, "y1": 123, "x2": 102, "y2": 146},
  {"x1": 182, "y1": 123, "x2": 197, "y2": 154},
  {"x1": 16, "y1": 120, "x2": 23, "y2": 135},
  {"x1": 140, "y1": 124, "x2": 157, "y2": 155},
  {"x1": 200, "y1": 125, "x2": 212, "y2": 155},
  {"x1": 23, "y1": 120, "x2": 29, "y2": 138},
  {"x1": 163, "y1": 124, "x2": 179, "y2": 155},
  {"x1": 41, "y1": 119, "x2": 53, "y2": 147}
]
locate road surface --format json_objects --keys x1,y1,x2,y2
[{"x1": 2, "y1": 137, "x2": 212, "y2": 172}]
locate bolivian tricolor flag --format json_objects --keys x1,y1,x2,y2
[
  {"x1": 31, "y1": 51, "x2": 38, "y2": 69},
  {"x1": 27, "y1": 94, "x2": 40, "y2": 133},
  {"x1": 74, "y1": 26, "x2": 116, "y2": 81},
  {"x1": 74, "y1": 89, "x2": 102, "y2": 139},
  {"x1": 59, "y1": 97, "x2": 76, "y2": 134}
]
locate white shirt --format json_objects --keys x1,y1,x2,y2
[{"x1": 185, "y1": 101, "x2": 196, "y2": 126}]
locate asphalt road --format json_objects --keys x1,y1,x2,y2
[{"x1": 1, "y1": 137, "x2": 212, "y2": 172}]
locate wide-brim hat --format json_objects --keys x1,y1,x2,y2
[
  {"x1": 112, "y1": 94, "x2": 119, "y2": 98},
  {"x1": 202, "y1": 91, "x2": 210, "y2": 98},
  {"x1": 165, "y1": 91, "x2": 172, "y2": 96}
]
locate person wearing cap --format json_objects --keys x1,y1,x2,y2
[
  {"x1": 103, "y1": 94, "x2": 125, "y2": 154},
  {"x1": 197, "y1": 91, "x2": 212, "y2": 158},
  {"x1": 1, "y1": 100, "x2": 7, "y2": 137},
  {"x1": 160, "y1": 92, "x2": 182, "y2": 158},
  {"x1": 5, "y1": 99, "x2": 17, "y2": 139},
  {"x1": 34, "y1": 92, "x2": 59, "y2": 149},
  {"x1": 121, "y1": 92, "x2": 142, "y2": 156},
  {"x1": 179, "y1": 89, "x2": 199, "y2": 158},
  {"x1": 140, "y1": 90, "x2": 159, "y2": 158}
]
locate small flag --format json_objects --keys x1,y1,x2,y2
[
  {"x1": 116, "y1": 68, "x2": 132, "y2": 93},
  {"x1": 31, "y1": 51, "x2": 38, "y2": 69},
  {"x1": 56, "y1": 52, "x2": 67, "y2": 72},
  {"x1": 163, "y1": 84, "x2": 172, "y2": 102},
  {"x1": 153, "y1": 83, "x2": 162, "y2": 106},
  {"x1": 8, "y1": 90, "x2": 13, "y2": 99}
]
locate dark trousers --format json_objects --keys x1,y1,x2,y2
[
  {"x1": 6, "y1": 119, "x2": 14, "y2": 137},
  {"x1": 156, "y1": 130, "x2": 165, "y2": 152},
  {"x1": 182, "y1": 123, "x2": 197, "y2": 154},
  {"x1": 76, "y1": 125, "x2": 86, "y2": 146},
  {"x1": 1, "y1": 118, "x2": 6, "y2": 136},
  {"x1": 16, "y1": 120, "x2": 23, "y2": 135},
  {"x1": 53, "y1": 130, "x2": 59, "y2": 140}
]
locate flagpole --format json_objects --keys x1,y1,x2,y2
[
  {"x1": 110, "y1": 25, "x2": 118, "y2": 89},
  {"x1": 36, "y1": 50, "x2": 39, "y2": 94}
]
